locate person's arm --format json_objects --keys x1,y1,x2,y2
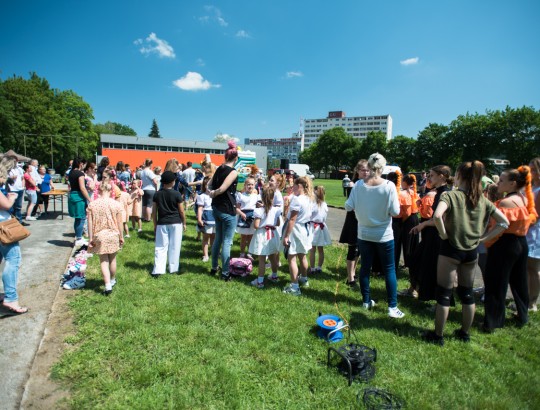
[
  {"x1": 236, "y1": 202, "x2": 246, "y2": 220},
  {"x1": 197, "y1": 203, "x2": 204, "y2": 226},
  {"x1": 0, "y1": 191, "x2": 17, "y2": 210},
  {"x1": 344, "y1": 184, "x2": 356, "y2": 211},
  {"x1": 178, "y1": 201, "x2": 187, "y2": 231},
  {"x1": 209, "y1": 170, "x2": 238, "y2": 199},
  {"x1": 282, "y1": 210, "x2": 298, "y2": 246},
  {"x1": 480, "y1": 208, "x2": 510, "y2": 243},
  {"x1": 88, "y1": 209, "x2": 95, "y2": 247},
  {"x1": 433, "y1": 201, "x2": 449, "y2": 240},
  {"x1": 116, "y1": 208, "x2": 125, "y2": 246},
  {"x1": 152, "y1": 203, "x2": 158, "y2": 233},
  {"x1": 410, "y1": 218, "x2": 435, "y2": 234},
  {"x1": 78, "y1": 175, "x2": 91, "y2": 202},
  {"x1": 253, "y1": 217, "x2": 261, "y2": 229},
  {"x1": 389, "y1": 186, "x2": 400, "y2": 217}
]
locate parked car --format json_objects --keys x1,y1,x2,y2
[{"x1": 49, "y1": 168, "x2": 62, "y2": 183}]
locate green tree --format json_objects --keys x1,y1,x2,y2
[
  {"x1": 148, "y1": 119, "x2": 161, "y2": 138},
  {"x1": 496, "y1": 106, "x2": 540, "y2": 167},
  {"x1": 94, "y1": 121, "x2": 137, "y2": 136},
  {"x1": 0, "y1": 73, "x2": 95, "y2": 172},
  {"x1": 386, "y1": 135, "x2": 416, "y2": 172},
  {"x1": 413, "y1": 123, "x2": 452, "y2": 171},
  {"x1": 354, "y1": 131, "x2": 388, "y2": 162}
]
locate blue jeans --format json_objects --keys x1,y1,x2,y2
[
  {"x1": 0, "y1": 242, "x2": 22, "y2": 302},
  {"x1": 358, "y1": 238, "x2": 398, "y2": 308},
  {"x1": 211, "y1": 208, "x2": 237, "y2": 276},
  {"x1": 9, "y1": 190, "x2": 24, "y2": 222},
  {"x1": 74, "y1": 217, "x2": 86, "y2": 240}
]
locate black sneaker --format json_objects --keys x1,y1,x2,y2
[
  {"x1": 150, "y1": 273, "x2": 160, "y2": 279},
  {"x1": 21, "y1": 221, "x2": 30, "y2": 226},
  {"x1": 346, "y1": 280, "x2": 358, "y2": 289},
  {"x1": 210, "y1": 267, "x2": 220, "y2": 276},
  {"x1": 453, "y1": 328, "x2": 470, "y2": 342},
  {"x1": 102, "y1": 289, "x2": 113, "y2": 296},
  {"x1": 220, "y1": 274, "x2": 232, "y2": 282},
  {"x1": 422, "y1": 330, "x2": 444, "y2": 346}
]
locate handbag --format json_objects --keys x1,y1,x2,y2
[{"x1": 0, "y1": 217, "x2": 31, "y2": 245}]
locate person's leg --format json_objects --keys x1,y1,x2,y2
[
  {"x1": 153, "y1": 225, "x2": 168, "y2": 275},
  {"x1": 100, "y1": 254, "x2": 112, "y2": 287},
  {"x1": 298, "y1": 253, "x2": 308, "y2": 278},
  {"x1": 376, "y1": 240, "x2": 398, "y2": 308},
  {"x1": 220, "y1": 213, "x2": 237, "y2": 276},
  {"x1": 317, "y1": 246, "x2": 325, "y2": 269},
  {"x1": 346, "y1": 244, "x2": 358, "y2": 283},
  {"x1": 309, "y1": 248, "x2": 316, "y2": 272},
  {"x1": 109, "y1": 253, "x2": 117, "y2": 282},
  {"x1": 202, "y1": 233, "x2": 210, "y2": 259},
  {"x1": 434, "y1": 255, "x2": 459, "y2": 336},
  {"x1": 239, "y1": 234, "x2": 246, "y2": 255},
  {"x1": 258, "y1": 255, "x2": 266, "y2": 278},
  {"x1": 508, "y1": 237, "x2": 529, "y2": 325},
  {"x1": 357, "y1": 239, "x2": 375, "y2": 304},
  {"x1": 25, "y1": 191, "x2": 36, "y2": 218},
  {"x1": 10, "y1": 190, "x2": 24, "y2": 222},
  {"x1": 42, "y1": 194, "x2": 49, "y2": 213},
  {"x1": 288, "y1": 254, "x2": 299, "y2": 283},
  {"x1": 456, "y1": 258, "x2": 477, "y2": 334},
  {"x1": 168, "y1": 224, "x2": 182, "y2": 274},
  {"x1": 74, "y1": 217, "x2": 86, "y2": 240},
  {"x1": 527, "y1": 257, "x2": 540, "y2": 310},
  {"x1": 0, "y1": 243, "x2": 22, "y2": 305},
  {"x1": 211, "y1": 211, "x2": 224, "y2": 270}
]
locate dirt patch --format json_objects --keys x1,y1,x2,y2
[{"x1": 21, "y1": 289, "x2": 76, "y2": 409}]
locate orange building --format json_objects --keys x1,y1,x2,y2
[{"x1": 99, "y1": 134, "x2": 268, "y2": 170}]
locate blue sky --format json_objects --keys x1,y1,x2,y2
[{"x1": 2, "y1": 0, "x2": 539, "y2": 143}]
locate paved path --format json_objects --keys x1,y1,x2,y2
[{"x1": 0, "y1": 187, "x2": 73, "y2": 410}]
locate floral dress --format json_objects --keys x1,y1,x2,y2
[{"x1": 88, "y1": 197, "x2": 123, "y2": 255}]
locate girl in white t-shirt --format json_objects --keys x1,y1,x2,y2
[
  {"x1": 249, "y1": 186, "x2": 281, "y2": 288},
  {"x1": 282, "y1": 176, "x2": 316, "y2": 296},
  {"x1": 196, "y1": 177, "x2": 215, "y2": 262},
  {"x1": 236, "y1": 177, "x2": 260, "y2": 259},
  {"x1": 310, "y1": 185, "x2": 332, "y2": 274}
]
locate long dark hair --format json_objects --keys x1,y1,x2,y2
[{"x1": 456, "y1": 160, "x2": 484, "y2": 208}]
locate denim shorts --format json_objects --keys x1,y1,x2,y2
[{"x1": 26, "y1": 190, "x2": 38, "y2": 204}]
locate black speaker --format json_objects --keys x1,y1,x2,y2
[{"x1": 280, "y1": 159, "x2": 290, "y2": 169}]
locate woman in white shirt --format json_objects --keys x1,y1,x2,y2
[
  {"x1": 141, "y1": 158, "x2": 159, "y2": 222},
  {"x1": 345, "y1": 153, "x2": 405, "y2": 319}
]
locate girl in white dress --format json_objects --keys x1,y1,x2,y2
[
  {"x1": 236, "y1": 176, "x2": 260, "y2": 259},
  {"x1": 196, "y1": 177, "x2": 215, "y2": 262},
  {"x1": 282, "y1": 176, "x2": 316, "y2": 296},
  {"x1": 249, "y1": 186, "x2": 281, "y2": 288},
  {"x1": 310, "y1": 185, "x2": 332, "y2": 274}
]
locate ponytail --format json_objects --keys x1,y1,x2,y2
[
  {"x1": 314, "y1": 185, "x2": 326, "y2": 206},
  {"x1": 405, "y1": 173, "x2": 419, "y2": 204},
  {"x1": 517, "y1": 165, "x2": 537, "y2": 224},
  {"x1": 394, "y1": 169, "x2": 402, "y2": 194},
  {"x1": 456, "y1": 160, "x2": 484, "y2": 208}
]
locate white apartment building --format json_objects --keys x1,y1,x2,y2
[{"x1": 303, "y1": 111, "x2": 393, "y2": 148}]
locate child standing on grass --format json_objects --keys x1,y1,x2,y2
[
  {"x1": 87, "y1": 180, "x2": 125, "y2": 296},
  {"x1": 196, "y1": 177, "x2": 215, "y2": 262},
  {"x1": 282, "y1": 176, "x2": 315, "y2": 296},
  {"x1": 151, "y1": 171, "x2": 186, "y2": 278},
  {"x1": 310, "y1": 185, "x2": 332, "y2": 274},
  {"x1": 249, "y1": 186, "x2": 281, "y2": 288},
  {"x1": 130, "y1": 179, "x2": 143, "y2": 232},
  {"x1": 118, "y1": 184, "x2": 133, "y2": 238},
  {"x1": 236, "y1": 176, "x2": 260, "y2": 260}
]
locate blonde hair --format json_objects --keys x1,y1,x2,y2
[
  {"x1": 368, "y1": 153, "x2": 386, "y2": 174},
  {"x1": 164, "y1": 158, "x2": 179, "y2": 173},
  {"x1": 0, "y1": 155, "x2": 17, "y2": 181},
  {"x1": 261, "y1": 185, "x2": 275, "y2": 215},
  {"x1": 272, "y1": 173, "x2": 286, "y2": 191},
  {"x1": 295, "y1": 176, "x2": 313, "y2": 200},
  {"x1": 314, "y1": 185, "x2": 326, "y2": 206}
]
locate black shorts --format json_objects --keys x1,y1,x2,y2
[
  {"x1": 142, "y1": 190, "x2": 155, "y2": 208},
  {"x1": 439, "y1": 240, "x2": 478, "y2": 263}
]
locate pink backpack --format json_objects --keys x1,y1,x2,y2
[{"x1": 229, "y1": 258, "x2": 253, "y2": 276}]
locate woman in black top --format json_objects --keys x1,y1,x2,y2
[
  {"x1": 68, "y1": 158, "x2": 91, "y2": 242},
  {"x1": 208, "y1": 141, "x2": 239, "y2": 280}
]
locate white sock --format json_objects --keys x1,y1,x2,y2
[
  {"x1": 111, "y1": 279, "x2": 116, "y2": 287},
  {"x1": 105, "y1": 283, "x2": 112, "y2": 291},
  {"x1": 270, "y1": 272, "x2": 278, "y2": 278}
]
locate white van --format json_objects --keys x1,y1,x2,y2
[{"x1": 289, "y1": 164, "x2": 315, "y2": 180}]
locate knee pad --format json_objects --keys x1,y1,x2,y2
[
  {"x1": 436, "y1": 286, "x2": 453, "y2": 307},
  {"x1": 457, "y1": 285, "x2": 475, "y2": 305}
]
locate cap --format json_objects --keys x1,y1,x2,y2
[{"x1": 161, "y1": 171, "x2": 176, "y2": 185}]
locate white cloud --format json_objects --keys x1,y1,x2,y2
[
  {"x1": 400, "y1": 57, "x2": 419, "y2": 66},
  {"x1": 286, "y1": 71, "x2": 303, "y2": 78},
  {"x1": 173, "y1": 72, "x2": 221, "y2": 91},
  {"x1": 196, "y1": 58, "x2": 205, "y2": 67},
  {"x1": 236, "y1": 30, "x2": 250, "y2": 38},
  {"x1": 135, "y1": 33, "x2": 175, "y2": 58},
  {"x1": 199, "y1": 5, "x2": 228, "y2": 27}
]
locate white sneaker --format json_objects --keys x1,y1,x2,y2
[
  {"x1": 283, "y1": 284, "x2": 301, "y2": 296},
  {"x1": 111, "y1": 279, "x2": 117, "y2": 287},
  {"x1": 298, "y1": 276, "x2": 309, "y2": 287},
  {"x1": 202, "y1": 256, "x2": 209, "y2": 262},
  {"x1": 250, "y1": 278, "x2": 264, "y2": 289},
  {"x1": 363, "y1": 300, "x2": 376, "y2": 310},
  {"x1": 388, "y1": 307, "x2": 405, "y2": 318},
  {"x1": 25, "y1": 216, "x2": 37, "y2": 221},
  {"x1": 62, "y1": 276, "x2": 86, "y2": 290}
]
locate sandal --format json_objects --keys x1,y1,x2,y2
[{"x1": 1, "y1": 304, "x2": 29, "y2": 316}]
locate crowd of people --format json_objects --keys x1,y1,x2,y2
[{"x1": 1, "y1": 146, "x2": 539, "y2": 346}]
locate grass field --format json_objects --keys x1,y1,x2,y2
[
  {"x1": 53, "y1": 212, "x2": 540, "y2": 409},
  {"x1": 312, "y1": 178, "x2": 346, "y2": 208}
]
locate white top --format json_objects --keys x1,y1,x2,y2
[
  {"x1": 31, "y1": 166, "x2": 42, "y2": 185},
  {"x1": 273, "y1": 190, "x2": 284, "y2": 213},
  {"x1": 196, "y1": 193, "x2": 212, "y2": 211},
  {"x1": 288, "y1": 195, "x2": 316, "y2": 224},
  {"x1": 253, "y1": 206, "x2": 281, "y2": 228},
  {"x1": 236, "y1": 191, "x2": 260, "y2": 210},
  {"x1": 311, "y1": 202, "x2": 328, "y2": 223},
  {"x1": 345, "y1": 179, "x2": 400, "y2": 243},
  {"x1": 141, "y1": 168, "x2": 157, "y2": 191},
  {"x1": 183, "y1": 168, "x2": 196, "y2": 184},
  {"x1": 8, "y1": 167, "x2": 24, "y2": 192}
]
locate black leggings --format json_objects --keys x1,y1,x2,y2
[
  {"x1": 347, "y1": 244, "x2": 359, "y2": 261},
  {"x1": 484, "y1": 234, "x2": 529, "y2": 330}
]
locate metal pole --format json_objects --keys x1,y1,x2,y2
[{"x1": 50, "y1": 135, "x2": 54, "y2": 169}]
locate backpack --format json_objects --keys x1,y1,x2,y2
[{"x1": 229, "y1": 257, "x2": 253, "y2": 277}]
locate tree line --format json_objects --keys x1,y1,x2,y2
[
  {"x1": 300, "y1": 107, "x2": 540, "y2": 174},
  {"x1": 0, "y1": 73, "x2": 161, "y2": 173}
]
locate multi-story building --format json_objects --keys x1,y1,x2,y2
[
  {"x1": 244, "y1": 137, "x2": 301, "y2": 167},
  {"x1": 303, "y1": 111, "x2": 392, "y2": 148}
]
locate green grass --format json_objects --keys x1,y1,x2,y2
[
  {"x1": 313, "y1": 179, "x2": 345, "y2": 208},
  {"x1": 53, "y1": 212, "x2": 540, "y2": 409}
]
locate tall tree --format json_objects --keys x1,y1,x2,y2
[
  {"x1": 413, "y1": 123, "x2": 452, "y2": 171},
  {"x1": 354, "y1": 131, "x2": 388, "y2": 162},
  {"x1": 148, "y1": 119, "x2": 161, "y2": 138},
  {"x1": 386, "y1": 135, "x2": 416, "y2": 172},
  {"x1": 94, "y1": 121, "x2": 137, "y2": 136}
]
